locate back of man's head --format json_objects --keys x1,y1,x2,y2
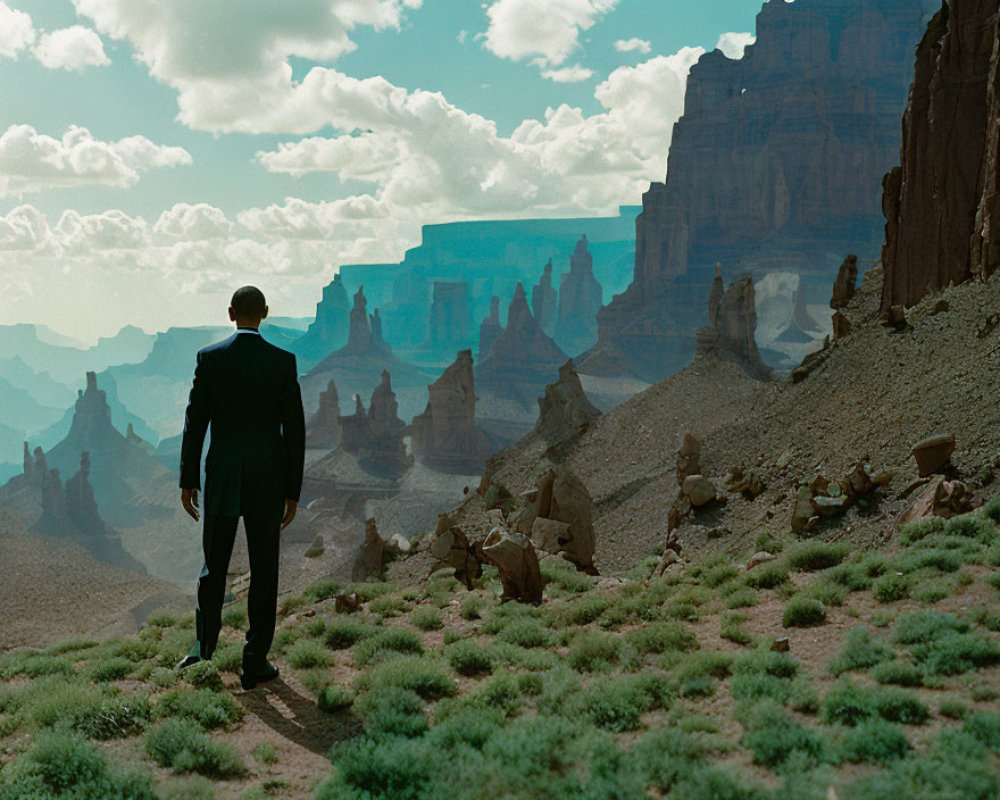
[{"x1": 230, "y1": 285, "x2": 267, "y2": 320}]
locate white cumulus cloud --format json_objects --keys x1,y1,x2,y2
[
  {"x1": 73, "y1": 0, "x2": 424, "y2": 131},
  {"x1": 540, "y1": 64, "x2": 593, "y2": 83},
  {"x1": 614, "y1": 37, "x2": 650, "y2": 54},
  {"x1": 0, "y1": 124, "x2": 192, "y2": 197},
  {"x1": 716, "y1": 31, "x2": 755, "y2": 60},
  {"x1": 0, "y1": 2, "x2": 35, "y2": 59},
  {"x1": 482, "y1": 0, "x2": 617, "y2": 68},
  {"x1": 33, "y1": 25, "x2": 110, "y2": 70},
  {"x1": 154, "y1": 203, "x2": 233, "y2": 240}
]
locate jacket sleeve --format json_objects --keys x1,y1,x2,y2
[
  {"x1": 179, "y1": 351, "x2": 210, "y2": 490},
  {"x1": 280, "y1": 353, "x2": 306, "y2": 502}
]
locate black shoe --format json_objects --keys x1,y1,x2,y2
[
  {"x1": 240, "y1": 661, "x2": 279, "y2": 691},
  {"x1": 175, "y1": 655, "x2": 202, "y2": 670}
]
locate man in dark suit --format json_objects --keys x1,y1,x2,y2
[{"x1": 177, "y1": 285, "x2": 306, "y2": 690}]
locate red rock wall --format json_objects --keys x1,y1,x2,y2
[{"x1": 881, "y1": 0, "x2": 1000, "y2": 312}]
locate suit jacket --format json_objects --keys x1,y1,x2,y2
[{"x1": 179, "y1": 330, "x2": 306, "y2": 519}]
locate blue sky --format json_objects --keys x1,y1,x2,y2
[{"x1": 0, "y1": 0, "x2": 762, "y2": 340}]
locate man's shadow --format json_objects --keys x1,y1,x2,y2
[{"x1": 237, "y1": 678, "x2": 361, "y2": 756}]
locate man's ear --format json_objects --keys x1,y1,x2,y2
[
  {"x1": 261, "y1": 305, "x2": 269, "y2": 321},
  {"x1": 227, "y1": 307, "x2": 236, "y2": 322}
]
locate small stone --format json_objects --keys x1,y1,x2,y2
[
  {"x1": 335, "y1": 593, "x2": 361, "y2": 613},
  {"x1": 748, "y1": 551, "x2": 776, "y2": 569},
  {"x1": 771, "y1": 637, "x2": 790, "y2": 653},
  {"x1": 682, "y1": 475, "x2": 716, "y2": 507},
  {"x1": 304, "y1": 534, "x2": 325, "y2": 558},
  {"x1": 912, "y1": 434, "x2": 955, "y2": 476},
  {"x1": 811, "y1": 495, "x2": 847, "y2": 516}
]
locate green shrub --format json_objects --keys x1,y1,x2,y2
[
  {"x1": 303, "y1": 579, "x2": 341, "y2": 604},
  {"x1": 870, "y1": 660, "x2": 923, "y2": 687},
  {"x1": 939, "y1": 699, "x2": 969, "y2": 719},
  {"x1": 567, "y1": 631, "x2": 622, "y2": 672},
  {"x1": 410, "y1": 607, "x2": 443, "y2": 631},
  {"x1": 447, "y1": 640, "x2": 494, "y2": 676},
  {"x1": 323, "y1": 619, "x2": 376, "y2": 650},
  {"x1": 369, "y1": 595, "x2": 410, "y2": 618},
  {"x1": 584, "y1": 674, "x2": 670, "y2": 732},
  {"x1": 358, "y1": 656, "x2": 456, "y2": 700},
  {"x1": 182, "y1": 660, "x2": 222, "y2": 691},
  {"x1": 897, "y1": 516, "x2": 946, "y2": 544},
  {"x1": 971, "y1": 685, "x2": 1000, "y2": 703},
  {"x1": 220, "y1": 605, "x2": 247, "y2": 630},
  {"x1": 159, "y1": 776, "x2": 216, "y2": 800},
  {"x1": 252, "y1": 741, "x2": 278, "y2": 765},
  {"x1": 210, "y1": 642, "x2": 242, "y2": 673},
  {"x1": 285, "y1": 638, "x2": 334, "y2": 670},
  {"x1": 675, "y1": 650, "x2": 733, "y2": 682},
  {"x1": 787, "y1": 541, "x2": 849, "y2": 571},
  {"x1": 743, "y1": 562, "x2": 789, "y2": 590},
  {"x1": 841, "y1": 718, "x2": 911, "y2": 764},
  {"x1": 892, "y1": 609, "x2": 966, "y2": 644},
  {"x1": 14, "y1": 678, "x2": 150, "y2": 739},
  {"x1": 720, "y1": 622, "x2": 753, "y2": 646},
  {"x1": 149, "y1": 666, "x2": 178, "y2": 688},
  {"x1": 464, "y1": 671, "x2": 521, "y2": 716},
  {"x1": 459, "y1": 596, "x2": 482, "y2": 620},
  {"x1": 494, "y1": 618, "x2": 554, "y2": 649},
  {"x1": 634, "y1": 727, "x2": 718, "y2": 792},
  {"x1": 43, "y1": 638, "x2": 99, "y2": 656},
  {"x1": 740, "y1": 701, "x2": 825, "y2": 769},
  {"x1": 487, "y1": 642, "x2": 558, "y2": 672},
  {"x1": 356, "y1": 687, "x2": 428, "y2": 738},
  {"x1": 908, "y1": 575, "x2": 954, "y2": 604},
  {"x1": 828, "y1": 626, "x2": 895, "y2": 675},
  {"x1": 86, "y1": 656, "x2": 135, "y2": 683},
  {"x1": 871, "y1": 573, "x2": 907, "y2": 603},
  {"x1": 353, "y1": 628, "x2": 424, "y2": 666},
  {"x1": 783, "y1": 598, "x2": 827, "y2": 628},
  {"x1": 0, "y1": 731, "x2": 158, "y2": 800},
  {"x1": 821, "y1": 681, "x2": 928, "y2": 726},
  {"x1": 546, "y1": 594, "x2": 611, "y2": 627},
  {"x1": 625, "y1": 621, "x2": 697, "y2": 654},
  {"x1": 317, "y1": 685, "x2": 353, "y2": 713},
  {"x1": 344, "y1": 581, "x2": 397, "y2": 602},
  {"x1": 946, "y1": 513, "x2": 997, "y2": 540},
  {"x1": 731, "y1": 672, "x2": 795, "y2": 705},
  {"x1": 911, "y1": 634, "x2": 1000, "y2": 675},
  {"x1": 144, "y1": 718, "x2": 244, "y2": 777},
  {"x1": 154, "y1": 688, "x2": 241, "y2": 730},
  {"x1": 963, "y1": 713, "x2": 1000, "y2": 752},
  {"x1": 723, "y1": 587, "x2": 760, "y2": 608},
  {"x1": 540, "y1": 559, "x2": 595, "y2": 593}
]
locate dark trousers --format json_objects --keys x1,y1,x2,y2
[{"x1": 194, "y1": 513, "x2": 280, "y2": 673}]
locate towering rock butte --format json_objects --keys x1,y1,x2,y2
[
  {"x1": 2, "y1": 444, "x2": 146, "y2": 572},
  {"x1": 478, "y1": 297, "x2": 502, "y2": 362},
  {"x1": 42, "y1": 371, "x2": 173, "y2": 528},
  {"x1": 292, "y1": 272, "x2": 351, "y2": 369},
  {"x1": 411, "y1": 349, "x2": 491, "y2": 474},
  {"x1": 531, "y1": 261, "x2": 558, "y2": 337},
  {"x1": 882, "y1": 0, "x2": 1000, "y2": 313},
  {"x1": 556, "y1": 236, "x2": 604, "y2": 356},
  {"x1": 426, "y1": 282, "x2": 470, "y2": 354},
  {"x1": 535, "y1": 360, "x2": 602, "y2": 450},
  {"x1": 307, "y1": 379, "x2": 341, "y2": 450},
  {"x1": 583, "y1": 0, "x2": 934, "y2": 382},
  {"x1": 696, "y1": 274, "x2": 771, "y2": 379},
  {"x1": 476, "y1": 283, "x2": 570, "y2": 407},
  {"x1": 340, "y1": 370, "x2": 411, "y2": 478}
]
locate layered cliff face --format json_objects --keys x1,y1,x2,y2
[
  {"x1": 695, "y1": 274, "x2": 771, "y2": 378},
  {"x1": 882, "y1": 0, "x2": 1000, "y2": 313},
  {"x1": 531, "y1": 261, "x2": 558, "y2": 337},
  {"x1": 411, "y1": 349, "x2": 491, "y2": 474},
  {"x1": 586, "y1": 0, "x2": 934, "y2": 382},
  {"x1": 556, "y1": 235, "x2": 604, "y2": 356},
  {"x1": 292, "y1": 273, "x2": 351, "y2": 369},
  {"x1": 476, "y1": 283, "x2": 570, "y2": 407}
]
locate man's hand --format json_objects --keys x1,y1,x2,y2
[
  {"x1": 281, "y1": 499, "x2": 298, "y2": 530},
  {"x1": 181, "y1": 488, "x2": 200, "y2": 522}
]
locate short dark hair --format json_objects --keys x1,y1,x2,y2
[{"x1": 230, "y1": 285, "x2": 266, "y2": 318}]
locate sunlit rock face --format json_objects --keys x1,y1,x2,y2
[
  {"x1": 882, "y1": 0, "x2": 1000, "y2": 313},
  {"x1": 292, "y1": 273, "x2": 351, "y2": 370},
  {"x1": 585, "y1": 0, "x2": 934, "y2": 382}
]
